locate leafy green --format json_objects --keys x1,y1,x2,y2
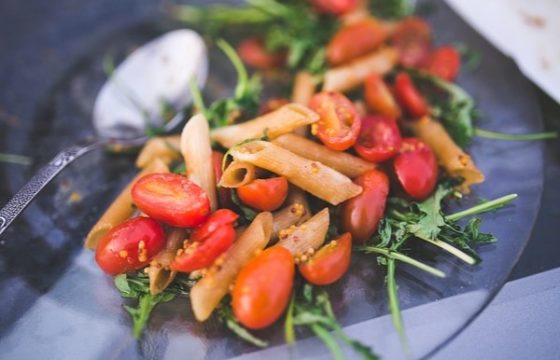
[
  {"x1": 230, "y1": 190, "x2": 258, "y2": 223},
  {"x1": 407, "y1": 186, "x2": 452, "y2": 241},
  {"x1": 370, "y1": 0, "x2": 415, "y2": 19},
  {"x1": 124, "y1": 292, "x2": 175, "y2": 338},
  {"x1": 0, "y1": 152, "x2": 31, "y2": 166},
  {"x1": 474, "y1": 128, "x2": 558, "y2": 141},
  {"x1": 453, "y1": 42, "x2": 482, "y2": 72},
  {"x1": 218, "y1": 305, "x2": 269, "y2": 348}
]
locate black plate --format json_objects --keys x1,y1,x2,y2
[{"x1": 0, "y1": 1, "x2": 545, "y2": 359}]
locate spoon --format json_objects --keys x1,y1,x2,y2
[{"x1": 0, "y1": 29, "x2": 208, "y2": 237}]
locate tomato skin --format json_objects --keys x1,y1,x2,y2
[
  {"x1": 327, "y1": 19, "x2": 387, "y2": 65},
  {"x1": 364, "y1": 74, "x2": 402, "y2": 118},
  {"x1": 394, "y1": 72, "x2": 430, "y2": 118},
  {"x1": 259, "y1": 97, "x2": 290, "y2": 115},
  {"x1": 212, "y1": 151, "x2": 234, "y2": 209},
  {"x1": 95, "y1": 217, "x2": 165, "y2": 276},
  {"x1": 394, "y1": 138, "x2": 438, "y2": 200},
  {"x1": 232, "y1": 247, "x2": 294, "y2": 329},
  {"x1": 298, "y1": 233, "x2": 352, "y2": 285},
  {"x1": 310, "y1": 0, "x2": 357, "y2": 15},
  {"x1": 237, "y1": 38, "x2": 285, "y2": 70},
  {"x1": 309, "y1": 92, "x2": 362, "y2": 151},
  {"x1": 354, "y1": 115, "x2": 402, "y2": 163},
  {"x1": 131, "y1": 173, "x2": 210, "y2": 228},
  {"x1": 171, "y1": 209, "x2": 238, "y2": 272},
  {"x1": 341, "y1": 169, "x2": 389, "y2": 245},
  {"x1": 425, "y1": 46, "x2": 461, "y2": 81},
  {"x1": 391, "y1": 17, "x2": 432, "y2": 67},
  {"x1": 237, "y1": 177, "x2": 289, "y2": 211}
]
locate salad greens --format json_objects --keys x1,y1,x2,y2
[{"x1": 0, "y1": 152, "x2": 31, "y2": 166}]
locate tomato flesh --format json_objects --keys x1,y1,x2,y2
[
  {"x1": 425, "y1": 46, "x2": 461, "y2": 81},
  {"x1": 311, "y1": 0, "x2": 357, "y2": 15},
  {"x1": 364, "y1": 74, "x2": 402, "y2": 118},
  {"x1": 232, "y1": 247, "x2": 294, "y2": 329},
  {"x1": 327, "y1": 19, "x2": 387, "y2": 65},
  {"x1": 391, "y1": 17, "x2": 432, "y2": 67},
  {"x1": 95, "y1": 216, "x2": 165, "y2": 276},
  {"x1": 298, "y1": 233, "x2": 352, "y2": 285},
  {"x1": 237, "y1": 177, "x2": 289, "y2": 211},
  {"x1": 237, "y1": 38, "x2": 285, "y2": 70},
  {"x1": 394, "y1": 137, "x2": 438, "y2": 200},
  {"x1": 354, "y1": 115, "x2": 402, "y2": 163},
  {"x1": 131, "y1": 173, "x2": 210, "y2": 228},
  {"x1": 394, "y1": 72, "x2": 429, "y2": 118}
]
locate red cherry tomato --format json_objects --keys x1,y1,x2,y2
[
  {"x1": 310, "y1": 0, "x2": 357, "y2": 15},
  {"x1": 171, "y1": 209, "x2": 238, "y2": 272},
  {"x1": 425, "y1": 46, "x2": 461, "y2": 81},
  {"x1": 341, "y1": 169, "x2": 389, "y2": 244},
  {"x1": 309, "y1": 92, "x2": 362, "y2": 151},
  {"x1": 364, "y1": 74, "x2": 402, "y2": 118},
  {"x1": 237, "y1": 38, "x2": 285, "y2": 70},
  {"x1": 394, "y1": 72, "x2": 430, "y2": 118},
  {"x1": 298, "y1": 233, "x2": 352, "y2": 285},
  {"x1": 237, "y1": 177, "x2": 289, "y2": 211},
  {"x1": 131, "y1": 173, "x2": 210, "y2": 228},
  {"x1": 327, "y1": 18, "x2": 387, "y2": 65},
  {"x1": 212, "y1": 151, "x2": 234, "y2": 209},
  {"x1": 259, "y1": 97, "x2": 290, "y2": 115},
  {"x1": 232, "y1": 246, "x2": 294, "y2": 329},
  {"x1": 354, "y1": 115, "x2": 402, "y2": 163},
  {"x1": 394, "y1": 138, "x2": 438, "y2": 200},
  {"x1": 391, "y1": 17, "x2": 432, "y2": 67},
  {"x1": 95, "y1": 217, "x2": 165, "y2": 276}
]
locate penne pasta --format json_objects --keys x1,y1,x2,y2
[
  {"x1": 272, "y1": 134, "x2": 375, "y2": 178},
  {"x1": 230, "y1": 141, "x2": 362, "y2": 205},
  {"x1": 218, "y1": 160, "x2": 257, "y2": 188},
  {"x1": 181, "y1": 114, "x2": 218, "y2": 210},
  {"x1": 407, "y1": 116, "x2": 485, "y2": 193},
  {"x1": 322, "y1": 47, "x2": 398, "y2": 92},
  {"x1": 276, "y1": 208, "x2": 329, "y2": 256},
  {"x1": 190, "y1": 212, "x2": 273, "y2": 321},
  {"x1": 292, "y1": 71, "x2": 316, "y2": 105},
  {"x1": 84, "y1": 158, "x2": 170, "y2": 250},
  {"x1": 210, "y1": 103, "x2": 319, "y2": 148},
  {"x1": 271, "y1": 187, "x2": 311, "y2": 241},
  {"x1": 135, "y1": 135, "x2": 181, "y2": 169},
  {"x1": 148, "y1": 228, "x2": 186, "y2": 295}
]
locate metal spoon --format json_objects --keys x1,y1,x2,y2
[{"x1": 0, "y1": 29, "x2": 208, "y2": 237}]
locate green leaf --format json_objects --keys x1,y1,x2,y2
[
  {"x1": 114, "y1": 274, "x2": 137, "y2": 298},
  {"x1": 219, "y1": 305, "x2": 269, "y2": 348},
  {"x1": 407, "y1": 185, "x2": 452, "y2": 241},
  {"x1": 124, "y1": 292, "x2": 176, "y2": 338},
  {"x1": 284, "y1": 294, "x2": 296, "y2": 344},
  {"x1": 371, "y1": 0, "x2": 415, "y2": 19},
  {"x1": 230, "y1": 190, "x2": 258, "y2": 223}
]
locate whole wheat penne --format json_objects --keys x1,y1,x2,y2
[
  {"x1": 271, "y1": 187, "x2": 311, "y2": 241},
  {"x1": 292, "y1": 72, "x2": 316, "y2": 137},
  {"x1": 190, "y1": 212, "x2": 273, "y2": 321},
  {"x1": 276, "y1": 208, "x2": 329, "y2": 256},
  {"x1": 148, "y1": 228, "x2": 186, "y2": 295},
  {"x1": 230, "y1": 141, "x2": 362, "y2": 205},
  {"x1": 210, "y1": 103, "x2": 319, "y2": 148},
  {"x1": 272, "y1": 134, "x2": 375, "y2": 178},
  {"x1": 135, "y1": 135, "x2": 181, "y2": 169},
  {"x1": 408, "y1": 116, "x2": 485, "y2": 193},
  {"x1": 323, "y1": 47, "x2": 398, "y2": 92},
  {"x1": 181, "y1": 114, "x2": 218, "y2": 211},
  {"x1": 84, "y1": 158, "x2": 169, "y2": 250},
  {"x1": 218, "y1": 160, "x2": 257, "y2": 188}
]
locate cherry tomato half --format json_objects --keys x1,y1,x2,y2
[
  {"x1": 232, "y1": 246, "x2": 294, "y2": 329},
  {"x1": 309, "y1": 92, "x2": 362, "y2": 151},
  {"x1": 341, "y1": 169, "x2": 389, "y2": 244},
  {"x1": 425, "y1": 46, "x2": 461, "y2": 81},
  {"x1": 298, "y1": 233, "x2": 352, "y2": 285},
  {"x1": 310, "y1": 0, "x2": 357, "y2": 15},
  {"x1": 95, "y1": 216, "x2": 165, "y2": 276},
  {"x1": 394, "y1": 72, "x2": 430, "y2": 118},
  {"x1": 171, "y1": 209, "x2": 238, "y2": 272},
  {"x1": 354, "y1": 115, "x2": 402, "y2": 163},
  {"x1": 131, "y1": 173, "x2": 210, "y2": 228},
  {"x1": 391, "y1": 17, "x2": 432, "y2": 67},
  {"x1": 237, "y1": 177, "x2": 289, "y2": 211},
  {"x1": 393, "y1": 138, "x2": 438, "y2": 200},
  {"x1": 326, "y1": 18, "x2": 387, "y2": 66},
  {"x1": 212, "y1": 151, "x2": 234, "y2": 209},
  {"x1": 364, "y1": 73, "x2": 402, "y2": 118},
  {"x1": 237, "y1": 38, "x2": 285, "y2": 70}
]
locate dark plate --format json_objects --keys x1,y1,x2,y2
[{"x1": 0, "y1": 1, "x2": 545, "y2": 359}]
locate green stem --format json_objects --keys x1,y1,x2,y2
[
  {"x1": 0, "y1": 153, "x2": 31, "y2": 166},
  {"x1": 446, "y1": 194, "x2": 518, "y2": 222},
  {"x1": 284, "y1": 294, "x2": 296, "y2": 345},
  {"x1": 216, "y1": 39, "x2": 249, "y2": 99},
  {"x1": 474, "y1": 127, "x2": 558, "y2": 141},
  {"x1": 189, "y1": 78, "x2": 207, "y2": 115},
  {"x1": 363, "y1": 247, "x2": 446, "y2": 278},
  {"x1": 418, "y1": 237, "x2": 477, "y2": 265},
  {"x1": 310, "y1": 324, "x2": 345, "y2": 360},
  {"x1": 387, "y1": 259, "x2": 409, "y2": 353}
]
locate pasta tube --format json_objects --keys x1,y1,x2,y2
[
  {"x1": 84, "y1": 158, "x2": 169, "y2": 250},
  {"x1": 181, "y1": 114, "x2": 218, "y2": 210},
  {"x1": 218, "y1": 161, "x2": 257, "y2": 188},
  {"x1": 148, "y1": 228, "x2": 186, "y2": 295},
  {"x1": 276, "y1": 208, "x2": 329, "y2": 256},
  {"x1": 190, "y1": 212, "x2": 273, "y2": 321},
  {"x1": 135, "y1": 135, "x2": 181, "y2": 169},
  {"x1": 272, "y1": 134, "x2": 375, "y2": 178},
  {"x1": 210, "y1": 103, "x2": 319, "y2": 148},
  {"x1": 292, "y1": 71, "x2": 316, "y2": 105},
  {"x1": 271, "y1": 187, "x2": 311, "y2": 241}
]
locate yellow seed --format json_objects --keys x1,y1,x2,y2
[{"x1": 119, "y1": 250, "x2": 128, "y2": 258}]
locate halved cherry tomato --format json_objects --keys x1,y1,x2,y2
[
  {"x1": 354, "y1": 115, "x2": 402, "y2": 163},
  {"x1": 310, "y1": 0, "x2": 357, "y2": 15},
  {"x1": 326, "y1": 18, "x2": 387, "y2": 65},
  {"x1": 394, "y1": 72, "x2": 430, "y2": 118},
  {"x1": 425, "y1": 46, "x2": 461, "y2": 81},
  {"x1": 131, "y1": 173, "x2": 210, "y2": 228},
  {"x1": 232, "y1": 246, "x2": 294, "y2": 329},
  {"x1": 309, "y1": 92, "x2": 362, "y2": 151},
  {"x1": 391, "y1": 17, "x2": 432, "y2": 67},
  {"x1": 237, "y1": 177, "x2": 289, "y2": 211},
  {"x1": 259, "y1": 97, "x2": 290, "y2": 115},
  {"x1": 394, "y1": 138, "x2": 438, "y2": 200},
  {"x1": 95, "y1": 216, "x2": 165, "y2": 276},
  {"x1": 212, "y1": 151, "x2": 234, "y2": 209},
  {"x1": 171, "y1": 209, "x2": 238, "y2": 272},
  {"x1": 364, "y1": 74, "x2": 402, "y2": 118},
  {"x1": 237, "y1": 38, "x2": 285, "y2": 70},
  {"x1": 298, "y1": 233, "x2": 352, "y2": 285},
  {"x1": 341, "y1": 169, "x2": 389, "y2": 244}
]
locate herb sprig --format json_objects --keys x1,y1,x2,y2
[{"x1": 0, "y1": 152, "x2": 32, "y2": 166}]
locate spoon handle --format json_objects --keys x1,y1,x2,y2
[{"x1": 0, "y1": 141, "x2": 105, "y2": 238}]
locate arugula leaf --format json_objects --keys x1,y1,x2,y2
[
  {"x1": 124, "y1": 292, "x2": 175, "y2": 338},
  {"x1": 218, "y1": 305, "x2": 269, "y2": 348},
  {"x1": 370, "y1": 0, "x2": 415, "y2": 19},
  {"x1": 230, "y1": 190, "x2": 258, "y2": 223},
  {"x1": 453, "y1": 42, "x2": 482, "y2": 72},
  {"x1": 407, "y1": 185, "x2": 452, "y2": 241}
]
